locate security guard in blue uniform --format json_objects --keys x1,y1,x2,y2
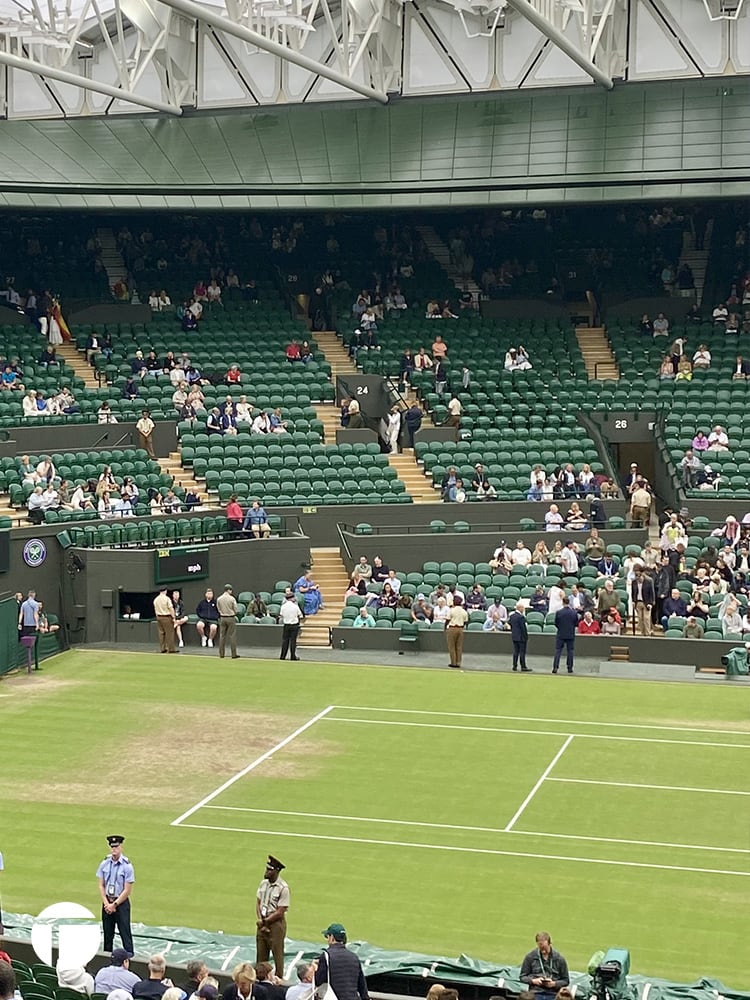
[{"x1": 96, "y1": 835, "x2": 136, "y2": 956}]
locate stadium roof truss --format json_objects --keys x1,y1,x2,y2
[{"x1": 0, "y1": 0, "x2": 746, "y2": 117}]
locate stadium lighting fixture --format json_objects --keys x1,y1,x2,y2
[{"x1": 701, "y1": 0, "x2": 744, "y2": 17}]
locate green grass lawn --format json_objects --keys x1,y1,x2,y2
[{"x1": 2, "y1": 650, "x2": 749, "y2": 985}]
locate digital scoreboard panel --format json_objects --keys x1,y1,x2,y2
[{"x1": 153, "y1": 545, "x2": 210, "y2": 585}]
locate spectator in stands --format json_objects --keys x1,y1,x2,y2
[
  {"x1": 727, "y1": 313, "x2": 741, "y2": 334},
  {"x1": 713, "y1": 302, "x2": 728, "y2": 326},
  {"x1": 639, "y1": 313, "x2": 653, "y2": 337},
  {"x1": 680, "y1": 449, "x2": 703, "y2": 488},
  {"x1": 243, "y1": 500, "x2": 271, "y2": 539},
  {"x1": 653, "y1": 312, "x2": 670, "y2": 337},
  {"x1": 27, "y1": 485, "x2": 45, "y2": 523},
  {"x1": 399, "y1": 349, "x2": 415, "y2": 389},
  {"x1": 565, "y1": 502, "x2": 587, "y2": 530},
  {"x1": 658, "y1": 355, "x2": 675, "y2": 380},
  {"x1": 98, "y1": 401, "x2": 118, "y2": 424},
  {"x1": 353, "y1": 607, "x2": 375, "y2": 628},
  {"x1": 465, "y1": 584, "x2": 487, "y2": 611},
  {"x1": 56, "y1": 960, "x2": 94, "y2": 996},
  {"x1": 548, "y1": 581, "x2": 566, "y2": 616},
  {"x1": 223, "y1": 963, "x2": 256, "y2": 1000},
  {"x1": 504, "y1": 346, "x2": 532, "y2": 371},
  {"x1": 446, "y1": 394, "x2": 462, "y2": 427},
  {"x1": 631, "y1": 567, "x2": 655, "y2": 636},
  {"x1": 545, "y1": 504, "x2": 564, "y2": 531},
  {"x1": 206, "y1": 407, "x2": 222, "y2": 435},
  {"x1": 560, "y1": 540, "x2": 580, "y2": 576},
  {"x1": 133, "y1": 955, "x2": 170, "y2": 999},
  {"x1": 1, "y1": 364, "x2": 23, "y2": 391},
  {"x1": 489, "y1": 542, "x2": 512, "y2": 574},
  {"x1": 179, "y1": 963, "x2": 209, "y2": 1000},
  {"x1": 692, "y1": 344, "x2": 711, "y2": 369},
  {"x1": 529, "y1": 585, "x2": 548, "y2": 614},
  {"x1": 411, "y1": 597, "x2": 432, "y2": 622},
  {"x1": 94, "y1": 950, "x2": 140, "y2": 994},
  {"x1": 598, "y1": 610, "x2": 620, "y2": 635},
  {"x1": 431, "y1": 334, "x2": 448, "y2": 359},
  {"x1": 596, "y1": 579, "x2": 620, "y2": 620},
  {"x1": 682, "y1": 616, "x2": 704, "y2": 638},
  {"x1": 660, "y1": 588, "x2": 688, "y2": 631},
  {"x1": 707, "y1": 425, "x2": 729, "y2": 451},
  {"x1": 484, "y1": 597, "x2": 507, "y2": 631},
  {"x1": 221, "y1": 404, "x2": 238, "y2": 436},
  {"x1": 577, "y1": 611, "x2": 600, "y2": 635},
  {"x1": 196, "y1": 589, "x2": 218, "y2": 647},
  {"x1": 686, "y1": 590, "x2": 709, "y2": 621},
  {"x1": 226, "y1": 495, "x2": 244, "y2": 533},
  {"x1": 531, "y1": 542, "x2": 550, "y2": 575},
  {"x1": 675, "y1": 355, "x2": 693, "y2": 381},
  {"x1": 414, "y1": 347, "x2": 433, "y2": 372},
  {"x1": 692, "y1": 430, "x2": 709, "y2": 452},
  {"x1": 347, "y1": 399, "x2": 364, "y2": 429},
  {"x1": 723, "y1": 602, "x2": 742, "y2": 637},
  {"x1": 510, "y1": 540, "x2": 532, "y2": 567},
  {"x1": 471, "y1": 464, "x2": 496, "y2": 500},
  {"x1": 294, "y1": 571, "x2": 323, "y2": 615},
  {"x1": 285, "y1": 965, "x2": 315, "y2": 1000},
  {"x1": 584, "y1": 529, "x2": 606, "y2": 564}
]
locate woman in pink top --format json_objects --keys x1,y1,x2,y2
[{"x1": 692, "y1": 430, "x2": 709, "y2": 451}]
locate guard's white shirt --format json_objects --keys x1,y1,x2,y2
[{"x1": 280, "y1": 601, "x2": 304, "y2": 625}]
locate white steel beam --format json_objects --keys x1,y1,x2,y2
[
  {"x1": 506, "y1": 0, "x2": 614, "y2": 88},
  {"x1": 158, "y1": 0, "x2": 389, "y2": 102},
  {"x1": 0, "y1": 47, "x2": 184, "y2": 111}
]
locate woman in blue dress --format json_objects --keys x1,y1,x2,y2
[{"x1": 294, "y1": 570, "x2": 323, "y2": 615}]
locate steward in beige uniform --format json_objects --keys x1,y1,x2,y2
[
  {"x1": 256, "y1": 855, "x2": 290, "y2": 977},
  {"x1": 153, "y1": 586, "x2": 176, "y2": 653}
]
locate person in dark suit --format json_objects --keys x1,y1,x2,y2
[
  {"x1": 630, "y1": 566, "x2": 656, "y2": 636},
  {"x1": 508, "y1": 603, "x2": 532, "y2": 672},
  {"x1": 553, "y1": 597, "x2": 579, "y2": 674}
]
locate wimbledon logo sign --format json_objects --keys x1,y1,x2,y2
[{"x1": 31, "y1": 902, "x2": 102, "y2": 968}]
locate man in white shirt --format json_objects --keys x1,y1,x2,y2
[
  {"x1": 560, "y1": 541, "x2": 579, "y2": 576},
  {"x1": 545, "y1": 504, "x2": 564, "y2": 530},
  {"x1": 285, "y1": 964, "x2": 315, "y2": 1000},
  {"x1": 548, "y1": 583, "x2": 566, "y2": 615},
  {"x1": 446, "y1": 395, "x2": 462, "y2": 427},
  {"x1": 279, "y1": 593, "x2": 304, "y2": 660},
  {"x1": 707, "y1": 425, "x2": 729, "y2": 451},
  {"x1": 386, "y1": 570, "x2": 401, "y2": 595},
  {"x1": 511, "y1": 541, "x2": 532, "y2": 567}
]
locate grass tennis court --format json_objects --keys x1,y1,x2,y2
[{"x1": 2, "y1": 650, "x2": 749, "y2": 986}]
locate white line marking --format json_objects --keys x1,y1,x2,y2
[
  {"x1": 204, "y1": 804, "x2": 521, "y2": 834},
  {"x1": 323, "y1": 716, "x2": 750, "y2": 750},
  {"x1": 170, "y1": 705, "x2": 335, "y2": 826},
  {"x1": 504, "y1": 735, "x2": 574, "y2": 832},
  {"x1": 221, "y1": 947, "x2": 240, "y2": 971},
  {"x1": 509, "y1": 829, "x2": 750, "y2": 855},
  {"x1": 333, "y1": 705, "x2": 750, "y2": 738},
  {"x1": 548, "y1": 777, "x2": 750, "y2": 796},
  {"x1": 200, "y1": 805, "x2": 750, "y2": 854},
  {"x1": 176, "y1": 822, "x2": 750, "y2": 877}
]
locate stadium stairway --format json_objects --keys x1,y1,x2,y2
[
  {"x1": 678, "y1": 219, "x2": 713, "y2": 306},
  {"x1": 575, "y1": 327, "x2": 619, "y2": 380},
  {"x1": 315, "y1": 331, "x2": 357, "y2": 376},
  {"x1": 56, "y1": 343, "x2": 99, "y2": 388},
  {"x1": 159, "y1": 452, "x2": 209, "y2": 505},
  {"x1": 96, "y1": 226, "x2": 126, "y2": 291},
  {"x1": 388, "y1": 452, "x2": 436, "y2": 502},
  {"x1": 300, "y1": 546, "x2": 351, "y2": 647},
  {"x1": 414, "y1": 224, "x2": 482, "y2": 300}
]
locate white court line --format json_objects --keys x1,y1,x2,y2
[
  {"x1": 548, "y1": 777, "x2": 750, "y2": 796},
  {"x1": 509, "y1": 828, "x2": 750, "y2": 855},
  {"x1": 199, "y1": 804, "x2": 750, "y2": 855},
  {"x1": 333, "y1": 704, "x2": 750, "y2": 738},
  {"x1": 177, "y1": 822, "x2": 750, "y2": 877},
  {"x1": 170, "y1": 704, "x2": 335, "y2": 826},
  {"x1": 322, "y1": 716, "x2": 750, "y2": 750},
  {"x1": 504, "y1": 735, "x2": 574, "y2": 832}
]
